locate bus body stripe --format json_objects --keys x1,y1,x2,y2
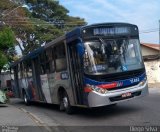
[{"x1": 84, "y1": 73, "x2": 146, "y2": 89}]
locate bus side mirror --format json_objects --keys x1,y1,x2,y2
[{"x1": 76, "y1": 43, "x2": 85, "y2": 56}]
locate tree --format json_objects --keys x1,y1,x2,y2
[
  {"x1": 0, "y1": 0, "x2": 34, "y2": 55},
  {"x1": 17, "y1": 0, "x2": 86, "y2": 55},
  {"x1": 0, "y1": 26, "x2": 16, "y2": 72},
  {"x1": 0, "y1": 51, "x2": 8, "y2": 72},
  {"x1": 0, "y1": 0, "x2": 17, "y2": 17},
  {"x1": 26, "y1": 0, "x2": 86, "y2": 29},
  {"x1": 0, "y1": 27, "x2": 15, "y2": 50},
  {"x1": 0, "y1": 0, "x2": 86, "y2": 56}
]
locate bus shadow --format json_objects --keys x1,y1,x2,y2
[
  {"x1": 11, "y1": 99, "x2": 143, "y2": 118},
  {"x1": 74, "y1": 104, "x2": 143, "y2": 118},
  {"x1": 36, "y1": 102, "x2": 143, "y2": 120}
]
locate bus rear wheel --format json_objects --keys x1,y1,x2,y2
[{"x1": 60, "y1": 91, "x2": 73, "y2": 114}]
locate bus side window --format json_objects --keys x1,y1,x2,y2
[
  {"x1": 46, "y1": 49, "x2": 55, "y2": 73},
  {"x1": 17, "y1": 63, "x2": 24, "y2": 79},
  {"x1": 50, "y1": 47, "x2": 55, "y2": 72},
  {"x1": 26, "y1": 61, "x2": 32, "y2": 77},
  {"x1": 45, "y1": 51, "x2": 50, "y2": 74},
  {"x1": 55, "y1": 43, "x2": 67, "y2": 72},
  {"x1": 20, "y1": 62, "x2": 25, "y2": 78},
  {"x1": 40, "y1": 52, "x2": 46, "y2": 74},
  {"x1": 23, "y1": 62, "x2": 28, "y2": 78},
  {"x1": 18, "y1": 64, "x2": 21, "y2": 79}
]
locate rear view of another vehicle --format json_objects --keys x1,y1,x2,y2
[{"x1": 0, "y1": 89, "x2": 7, "y2": 104}]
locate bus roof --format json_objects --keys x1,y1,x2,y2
[
  {"x1": 10, "y1": 47, "x2": 44, "y2": 67},
  {"x1": 82, "y1": 22, "x2": 136, "y2": 28}
]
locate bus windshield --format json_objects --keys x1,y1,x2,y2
[{"x1": 83, "y1": 38, "x2": 143, "y2": 75}]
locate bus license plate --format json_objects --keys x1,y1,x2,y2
[{"x1": 122, "y1": 92, "x2": 132, "y2": 98}]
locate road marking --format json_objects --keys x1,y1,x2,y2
[{"x1": 19, "y1": 107, "x2": 53, "y2": 132}]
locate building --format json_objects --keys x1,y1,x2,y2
[
  {"x1": 140, "y1": 43, "x2": 160, "y2": 85},
  {"x1": 0, "y1": 72, "x2": 12, "y2": 88}
]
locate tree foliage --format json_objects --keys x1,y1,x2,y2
[
  {"x1": 21, "y1": 0, "x2": 86, "y2": 55},
  {"x1": 0, "y1": 0, "x2": 86, "y2": 56},
  {"x1": 0, "y1": 0, "x2": 17, "y2": 16},
  {"x1": 0, "y1": 51, "x2": 8, "y2": 71},
  {"x1": 0, "y1": 27, "x2": 15, "y2": 50},
  {"x1": 0, "y1": 26, "x2": 16, "y2": 72}
]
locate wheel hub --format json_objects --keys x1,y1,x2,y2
[
  {"x1": 24, "y1": 95, "x2": 27, "y2": 103},
  {"x1": 63, "y1": 97, "x2": 68, "y2": 108}
]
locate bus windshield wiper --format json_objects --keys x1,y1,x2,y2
[{"x1": 99, "y1": 38, "x2": 105, "y2": 45}]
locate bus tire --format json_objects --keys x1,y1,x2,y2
[
  {"x1": 60, "y1": 91, "x2": 73, "y2": 114},
  {"x1": 23, "y1": 92, "x2": 30, "y2": 106}
]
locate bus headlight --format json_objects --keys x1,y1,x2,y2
[
  {"x1": 84, "y1": 84, "x2": 108, "y2": 94},
  {"x1": 94, "y1": 87, "x2": 108, "y2": 94},
  {"x1": 139, "y1": 77, "x2": 147, "y2": 87}
]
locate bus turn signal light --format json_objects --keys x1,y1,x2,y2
[
  {"x1": 98, "y1": 82, "x2": 117, "y2": 89},
  {"x1": 84, "y1": 87, "x2": 92, "y2": 93}
]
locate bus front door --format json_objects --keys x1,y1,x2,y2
[{"x1": 68, "y1": 42, "x2": 84, "y2": 105}]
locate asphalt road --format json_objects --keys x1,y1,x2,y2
[{"x1": 1, "y1": 88, "x2": 160, "y2": 132}]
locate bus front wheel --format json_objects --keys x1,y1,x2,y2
[{"x1": 60, "y1": 91, "x2": 73, "y2": 114}]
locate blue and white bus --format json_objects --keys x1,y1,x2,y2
[{"x1": 11, "y1": 23, "x2": 148, "y2": 114}]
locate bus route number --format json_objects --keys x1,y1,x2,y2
[
  {"x1": 61, "y1": 72, "x2": 69, "y2": 80},
  {"x1": 130, "y1": 78, "x2": 140, "y2": 84}
]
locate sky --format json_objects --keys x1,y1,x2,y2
[{"x1": 59, "y1": 0, "x2": 160, "y2": 44}]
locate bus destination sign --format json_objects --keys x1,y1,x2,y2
[
  {"x1": 82, "y1": 26, "x2": 136, "y2": 38},
  {"x1": 93, "y1": 27, "x2": 129, "y2": 36}
]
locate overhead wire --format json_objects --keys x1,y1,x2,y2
[
  {"x1": 139, "y1": 28, "x2": 159, "y2": 34},
  {"x1": 1, "y1": 18, "x2": 158, "y2": 33}
]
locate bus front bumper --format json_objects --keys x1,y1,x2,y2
[{"x1": 87, "y1": 81, "x2": 148, "y2": 107}]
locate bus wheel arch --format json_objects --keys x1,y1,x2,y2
[{"x1": 58, "y1": 87, "x2": 73, "y2": 114}]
